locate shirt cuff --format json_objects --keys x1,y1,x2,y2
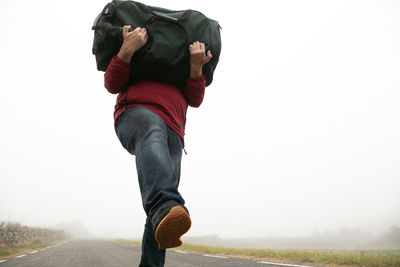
[
  {"x1": 187, "y1": 74, "x2": 206, "y2": 84},
  {"x1": 114, "y1": 55, "x2": 131, "y2": 68}
]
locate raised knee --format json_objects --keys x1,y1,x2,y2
[{"x1": 141, "y1": 122, "x2": 167, "y2": 145}]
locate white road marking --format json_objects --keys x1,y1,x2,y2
[
  {"x1": 14, "y1": 254, "x2": 27, "y2": 258},
  {"x1": 174, "y1": 250, "x2": 189, "y2": 254},
  {"x1": 203, "y1": 254, "x2": 229, "y2": 259},
  {"x1": 258, "y1": 261, "x2": 315, "y2": 267},
  {"x1": 0, "y1": 243, "x2": 67, "y2": 263}
]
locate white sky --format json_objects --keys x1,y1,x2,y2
[{"x1": 0, "y1": 0, "x2": 399, "y2": 239}]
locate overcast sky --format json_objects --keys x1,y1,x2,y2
[{"x1": 0, "y1": 0, "x2": 399, "y2": 240}]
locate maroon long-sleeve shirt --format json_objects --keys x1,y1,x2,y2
[{"x1": 104, "y1": 55, "x2": 206, "y2": 142}]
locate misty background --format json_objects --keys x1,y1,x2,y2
[{"x1": 1, "y1": 0, "x2": 399, "y2": 248}]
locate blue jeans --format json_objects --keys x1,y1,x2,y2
[{"x1": 115, "y1": 106, "x2": 186, "y2": 267}]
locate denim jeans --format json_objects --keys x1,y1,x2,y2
[{"x1": 115, "y1": 106, "x2": 186, "y2": 267}]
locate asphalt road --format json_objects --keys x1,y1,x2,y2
[{"x1": 0, "y1": 239, "x2": 314, "y2": 267}]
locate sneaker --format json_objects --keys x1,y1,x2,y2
[{"x1": 154, "y1": 205, "x2": 191, "y2": 250}]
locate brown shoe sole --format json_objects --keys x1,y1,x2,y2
[{"x1": 155, "y1": 206, "x2": 191, "y2": 250}]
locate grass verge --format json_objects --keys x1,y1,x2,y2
[
  {"x1": 0, "y1": 240, "x2": 66, "y2": 260},
  {"x1": 111, "y1": 238, "x2": 141, "y2": 246},
  {"x1": 115, "y1": 239, "x2": 400, "y2": 267},
  {"x1": 181, "y1": 244, "x2": 400, "y2": 267}
]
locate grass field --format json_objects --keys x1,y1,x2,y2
[{"x1": 116, "y1": 239, "x2": 400, "y2": 267}]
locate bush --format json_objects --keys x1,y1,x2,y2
[{"x1": 0, "y1": 222, "x2": 66, "y2": 248}]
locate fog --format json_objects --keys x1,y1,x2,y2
[{"x1": 1, "y1": 0, "x2": 399, "y2": 245}]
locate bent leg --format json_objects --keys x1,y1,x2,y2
[
  {"x1": 116, "y1": 106, "x2": 185, "y2": 220},
  {"x1": 116, "y1": 106, "x2": 187, "y2": 264}
]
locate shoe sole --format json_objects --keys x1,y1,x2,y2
[{"x1": 155, "y1": 206, "x2": 191, "y2": 250}]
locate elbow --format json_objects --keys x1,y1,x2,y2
[
  {"x1": 104, "y1": 79, "x2": 120, "y2": 94},
  {"x1": 189, "y1": 103, "x2": 201, "y2": 108},
  {"x1": 104, "y1": 83, "x2": 119, "y2": 94},
  {"x1": 104, "y1": 70, "x2": 123, "y2": 94},
  {"x1": 188, "y1": 98, "x2": 203, "y2": 108},
  {"x1": 184, "y1": 83, "x2": 205, "y2": 108}
]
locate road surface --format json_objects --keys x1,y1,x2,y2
[{"x1": 0, "y1": 239, "x2": 315, "y2": 267}]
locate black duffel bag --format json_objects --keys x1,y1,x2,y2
[{"x1": 92, "y1": 0, "x2": 221, "y2": 87}]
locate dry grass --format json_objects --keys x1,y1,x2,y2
[
  {"x1": 179, "y1": 243, "x2": 400, "y2": 267},
  {"x1": 112, "y1": 238, "x2": 142, "y2": 246},
  {"x1": 0, "y1": 221, "x2": 68, "y2": 259},
  {"x1": 0, "y1": 241, "x2": 65, "y2": 259},
  {"x1": 116, "y1": 239, "x2": 400, "y2": 267},
  {"x1": 0, "y1": 221, "x2": 67, "y2": 249}
]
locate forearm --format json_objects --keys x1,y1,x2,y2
[
  {"x1": 190, "y1": 64, "x2": 203, "y2": 79},
  {"x1": 104, "y1": 25, "x2": 148, "y2": 94},
  {"x1": 117, "y1": 42, "x2": 135, "y2": 64},
  {"x1": 184, "y1": 75, "x2": 206, "y2": 107}
]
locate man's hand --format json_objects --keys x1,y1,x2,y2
[
  {"x1": 117, "y1": 25, "x2": 148, "y2": 63},
  {"x1": 189, "y1": 41, "x2": 212, "y2": 78}
]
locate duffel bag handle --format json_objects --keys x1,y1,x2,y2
[
  {"x1": 153, "y1": 10, "x2": 192, "y2": 22},
  {"x1": 153, "y1": 12, "x2": 179, "y2": 22},
  {"x1": 178, "y1": 10, "x2": 192, "y2": 21},
  {"x1": 135, "y1": 2, "x2": 191, "y2": 22}
]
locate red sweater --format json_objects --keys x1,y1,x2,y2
[{"x1": 104, "y1": 55, "x2": 206, "y2": 142}]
